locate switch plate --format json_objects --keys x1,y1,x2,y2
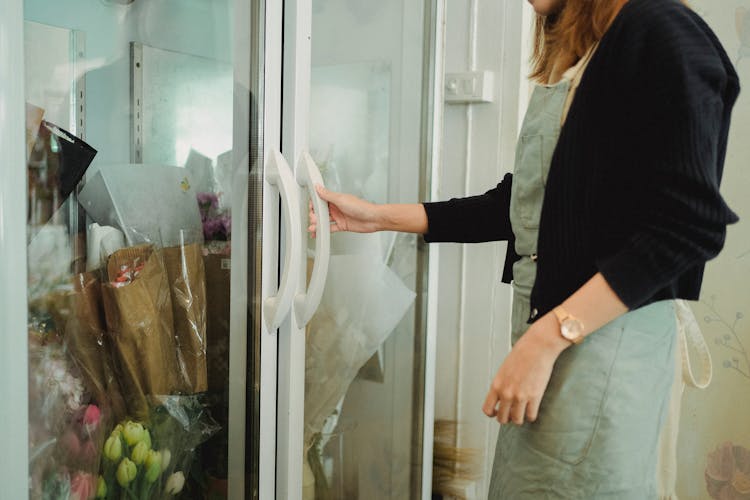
[{"x1": 444, "y1": 71, "x2": 494, "y2": 104}]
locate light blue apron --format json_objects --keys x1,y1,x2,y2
[{"x1": 487, "y1": 63, "x2": 677, "y2": 499}]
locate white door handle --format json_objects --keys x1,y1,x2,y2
[
  {"x1": 264, "y1": 150, "x2": 302, "y2": 332},
  {"x1": 294, "y1": 152, "x2": 330, "y2": 328}
]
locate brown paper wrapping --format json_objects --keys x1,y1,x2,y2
[
  {"x1": 26, "y1": 103, "x2": 44, "y2": 160},
  {"x1": 164, "y1": 242, "x2": 208, "y2": 393},
  {"x1": 204, "y1": 254, "x2": 231, "y2": 393},
  {"x1": 66, "y1": 272, "x2": 128, "y2": 420},
  {"x1": 101, "y1": 245, "x2": 182, "y2": 419}
]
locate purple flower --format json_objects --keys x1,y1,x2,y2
[
  {"x1": 197, "y1": 191, "x2": 231, "y2": 241},
  {"x1": 196, "y1": 192, "x2": 219, "y2": 211}
]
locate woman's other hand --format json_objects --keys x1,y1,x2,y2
[
  {"x1": 482, "y1": 313, "x2": 569, "y2": 425},
  {"x1": 308, "y1": 185, "x2": 382, "y2": 237}
]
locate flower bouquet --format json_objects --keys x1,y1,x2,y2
[
  {"x1": 97, "y1": 397, "x2": 218, "y2": 500},
  {"x1": 28, "y1": 320, "x2": 108, "y2": 500}
]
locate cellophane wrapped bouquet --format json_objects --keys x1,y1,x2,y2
[{"x1": 97, "y1": 396, "x2": 218, "y2": 500}]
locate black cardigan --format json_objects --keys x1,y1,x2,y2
[{"x1": 423, "y1": 0, "x2": 740, "y2": 324}]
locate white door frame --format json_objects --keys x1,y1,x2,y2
[
  {"x1": 273, "y1": 1, "x2": 447, "y2": 498},
  {"x1": 276, "y1": 0, "x2": 311, "y2": 497},
  {"x1": 0, "y1": 2, "x2": 30, "y2": 497}
]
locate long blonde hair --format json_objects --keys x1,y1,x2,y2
[{"x1": 530, "y1": 0, "x2": 687, "y2": 82}]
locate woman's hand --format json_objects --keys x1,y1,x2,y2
[
  {"x1": 308, "y1": 185, "x2": 382, "y2": 237},
  {"x1": 482, "y1": 313, "x2": 570, "y2": 425}
]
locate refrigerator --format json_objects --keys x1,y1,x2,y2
[{"x1": 0, "y1": 0, "x2": 445, "y2": 498}]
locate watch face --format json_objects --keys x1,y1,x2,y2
[{"x1": 560, "y1": 319, "x2": 584, "y2": 341}]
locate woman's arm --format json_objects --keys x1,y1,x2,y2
[
  {"x1": 310, "y1": 185, "x2": 428, "y2": 234},
  {"x1": 482, "y1": 272, "x2": 628, "y2": 425},
  {"x1": 310, "y1": 173, "x2": 514, "y2": 243}
]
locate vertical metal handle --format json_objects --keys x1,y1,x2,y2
[
  {"x1": 294, "y1": 152, "x2": 330, "y2": 328},
  {"x1": 264, "y1": 150, "x2": 302, "y2": 331}
]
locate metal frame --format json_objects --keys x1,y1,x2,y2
[
  {"x1": 71, "y1": 30, "x2": 86, "y2": 139},
  {"x1": 0, "y1": 2, "x2": 30, "y2": 498},
  {"x1": 226, "y1": 0, "x2": 280, "y2": 498},
  {"x1": 258, "y1": 0, "x2": 284, "y2": 497},
  {"x1": 276, "y1": 0, "x2": 312, "y2": 497},
  {"x1": 129, "y1": 42, "x2": 144, "y2": 163},
  {"x1": 69, "y1": 29, "x2": 87, "y2": 273},
  {"x1": 418, "y1": 1, "x2": 446, "y2": 498}
]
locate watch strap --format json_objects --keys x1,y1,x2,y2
[{"x1": 553, "y1": 306, "x2": 585, "y2": 344}]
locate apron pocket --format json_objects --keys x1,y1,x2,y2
[{"x1": 516, "y1": 322, "x2": 624, "y2": 465}]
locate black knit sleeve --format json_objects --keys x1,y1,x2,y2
[
  {"x1": 423, "y1": 172, "x2": 514, "y2": 243},
  {"x1": 595, "y1": 4, "x2": 740, "y2": 309}
]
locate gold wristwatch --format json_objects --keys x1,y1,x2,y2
[{"x1": 553, "y1": 306, "x2": 585, "y2": 344}]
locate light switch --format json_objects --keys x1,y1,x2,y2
[{"x1": 444, "y1": 71, "x2": 494, "y2": 104}]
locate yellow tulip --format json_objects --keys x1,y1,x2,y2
[
  {"x1": 116, "y1": 458, "x2": 137, "y2": 487},
  {"x1": 122, "y1": 421, "x2": 145, "y2": 446},
  {"x1": 103, "y1": 435, "x2": 123, "y2": 461},
  {"x1": 96, "y1": 476, "x2": 107, "y2": 498},
  {"x1": 144, "y1": 450, "x2": 162, "y2": 483},
  {"x1": 131, "y1": 441, "x2": 148, "y2": 465},
  {"x1": 142, "y1": 429, "x2": 152, "y2": 449}
]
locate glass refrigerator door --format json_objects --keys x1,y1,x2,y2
[
  {"x1": 6, "y1": 1, "x2": 278, "y2": 498},
  {"x1": 275, "y1": 0, "x2": 443, "y2": 498}
]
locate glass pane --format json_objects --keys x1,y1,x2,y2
[
  {"x1": 23, "y1": 2, "x2": 251, "y2": 499},
  {"x1": 674, "y1": 3, "x2": 750, "y2": 499},
  {"x1": 304, "y1": 1, "x2": 429, "y2": 498}
]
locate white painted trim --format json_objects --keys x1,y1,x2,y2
[
  {"x1": 422, "y1": 1, "x2": 447, "y2": 499},
  {"x1": 259, "y1": 0, "x2": 284, "y2": 498},
  {"x1": 277, "y1": 0, "x2": 312, "y2": 497},
  {"x1": 0, "y1": 2, "x2": 29, "y2": 498}
]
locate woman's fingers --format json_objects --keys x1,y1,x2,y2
[
  {"x1": 525, "y1": 398, "x2": 541, "y2": 423},
  {"x1": 315, "y1": 184, "x2": 336, "y2": 202},
  {"x1": 496, "y1": 398, "x2": 513, "y2": 424},
  {"x1": 509, "y1": 399, "x2": 528, "y2": 425},
  {"x1": 482, "y1": 391, "x2": 499, "y2": 417}
]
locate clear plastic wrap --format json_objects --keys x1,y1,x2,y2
[
  {"x1": 304, "y1": 253, "x2": 416, "y2": 447},
  {"x1": 65, "y1": 271, "x2": 129, "y2": 421},
  {"x1": 163, "y1": 229, "x2": 208, "y2": 394},
  {"x1": 28, "y1": 328, "x2": 107, "y2": 500},
  {"x1": 97, "y1": 396, "x2": 219, "y2": 500},
  {"x1": 100, "y1": 243, "x2": 184, "y2": 419}
]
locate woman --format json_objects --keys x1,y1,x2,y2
[{"x1": 309, "y1": 0, "x2": 740, "y2": 497}]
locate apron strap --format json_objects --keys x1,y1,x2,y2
[{"x1": 674, "y1": 299, "x2": 713, "y2": 389}]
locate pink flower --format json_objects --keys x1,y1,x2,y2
[
  {"x1": 70, "y1": 472, "x2": 97, "y2": 500},
  {"x1": 82, "y1": 405, "x2": 101, "y2": 436}
]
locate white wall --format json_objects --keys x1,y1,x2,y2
[{"x1": 434, "y1": 0, "x2": 531, "y2": 497}]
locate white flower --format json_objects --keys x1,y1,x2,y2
[{"x1": 164, "y1": 471, "x2": 185, "y2": 495}]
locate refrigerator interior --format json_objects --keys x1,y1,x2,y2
[{"x1": 23, "y1": 1, "x2": 242, "y2": 498}]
